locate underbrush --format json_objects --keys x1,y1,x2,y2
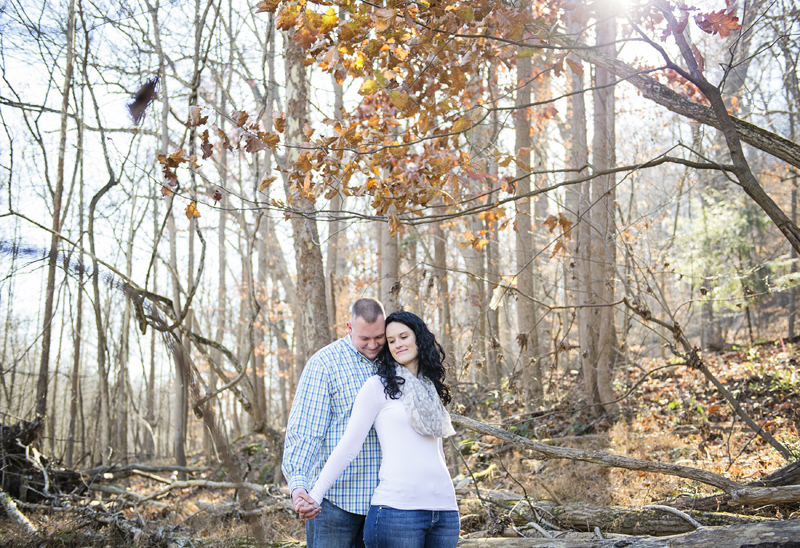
[{"x1": 2, "y1": 344, "x2": 799, "y2": 545}]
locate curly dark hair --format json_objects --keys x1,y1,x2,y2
[{"x1": 376, "y1": 311, "x2": 451, "y2": 405}]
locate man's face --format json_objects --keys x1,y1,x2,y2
[{"x1": 347, "y1": 316, "x2": 386, "y2": 360}]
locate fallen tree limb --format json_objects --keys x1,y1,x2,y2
[
  {"x1": 675, "y1": 458, "x2": 800, "y2": 511},
  {"x1": 0, "y1": 487, "x2": 37, "y2": 534},
  {"x1": 137, "y1": 479, "x2": 269, "y2": 503},
  {"x1": 513, "y1": 502, "x2": 773, "y2": 536},
  {"x1": 81, "y1": 464, "x2": 210, "y2": 476},
  {"x1": 455, "y1": 519, "x2": 800, "y2": 547},
  {"x1": 730, "y1": 485, "x2": 800, "y2": 506},
  {"x1": 450, "y1": 414, "x2": 741, "y2": 493}
]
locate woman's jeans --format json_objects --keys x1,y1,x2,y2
[
  {"x1": 364, "y1": 505, "x2": 459, "y2": 548},
  {"x1": 306, "y1": 499, "x2": 366, "y2": 548}
]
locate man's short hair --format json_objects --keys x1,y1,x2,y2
[{"x1": 351, "y1": 298, "x2": 385, "y2": 324}]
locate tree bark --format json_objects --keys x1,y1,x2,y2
[
  {"x1": 457, "y1": 520, "x2": 800, "y2": 547},
  {"x1": 284, "y1": 34, "x2": 331, "y2": 370},
  {"x1": 514, "y1": 53, "x2": 542, "y2": 409},
  {"x1": 36, "y1": 0, "x2": 76, "y2": 418},
  {"x1": 380, "y1": 220, "x2": 400, "y2": 312},
  {"x1": 549, "y1": 28, "x2": 800, "y2": 172},
  {"x1": 514, "y1": 502, "x2": 771, "y2": 536},
  {"x1": 584, "y1": 7, "x2": 618, "y2": 416},
  {"x1": 450, "y1": 414, "x2": 741, "y2": 492}
]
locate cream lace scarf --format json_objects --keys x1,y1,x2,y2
[{"x1": 395, "y1": 365, "x2": 455, "y2": 438}]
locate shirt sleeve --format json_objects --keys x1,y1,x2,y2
[
  {"x1": 308, "y1": 378, "x2": 381, "y2": 505},
  {"x1": 282, "y1": 355, "x2": 331, "y2": 494}
]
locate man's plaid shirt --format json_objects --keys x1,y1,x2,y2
[{"x1": 282, "y1": 336, "x2": 381, "y2": 515}]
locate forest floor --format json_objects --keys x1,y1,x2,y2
[{"x1": 2, "y1": 341, "x2": 799, "y2": 546}]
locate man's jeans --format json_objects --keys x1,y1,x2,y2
[
  {"x1": 364, "y1": 506, "x2": 459, "y2": 548},
  {"x1": 305, "y1": 499, "x2": 366, "y2": 548}
]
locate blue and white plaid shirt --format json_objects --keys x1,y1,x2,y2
[{"x1": 282, "y1": 336, "x2": 381, "y2": 515}]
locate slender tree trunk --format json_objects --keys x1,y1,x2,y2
[
  {"x1": 36, "y1": 0, "x2": 76, "y2": 418},
  {"x1": 514, "y1": 53, "x2": 541, "y2": 409},
  {"x1": 145, "y1": 188, "x2": 159, "y2": 461},
  {"x1": 583, "y1": 6, "x2": 619, "y2": 416},
  {"x1": 380, "y1": 221, "x2": 400, "y2": 312},
  {"x1": 65, "y1": 150, "x2": 84, "y2": 468},
  {"x1": 327, "y1": 43, "x2": 345, "y2": 328},
  {"x1": 433, "y1": 222, "x2": 452, "y2": 362},
  {"x1": 563, "y1": 9, "x2": 587, "y2": 374},
  {"x1": 284, "y1": 34, "x2": 330, "y2": 368}
]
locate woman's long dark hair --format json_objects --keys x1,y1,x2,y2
[{"x1": 377, "y1": 311, "x2": 451, "y2": 405}]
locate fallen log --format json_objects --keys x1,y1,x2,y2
[
  {"x1": 516, "y1": 502, "x2": 774, "y2": 536},
  {"x1": 730, "y1": 485, "x2": 800, "y2": 506},
  {"x1": 675, "y1": 458, "x2": 800, "y2": 511},
  {"x1": 455, "y1": 519, "x2": 800, "y2": 547},
  {"x1": 0, "y1": 487, "x2": 36, "y2": 534},
  {"x1": 451, "y1": 414, "x2": 742, "y2": 493}
]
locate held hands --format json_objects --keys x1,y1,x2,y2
[{"x1": 292, "y1": 488, "x2": 321, "y2": 521}]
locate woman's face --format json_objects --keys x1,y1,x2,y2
[{"x1": 385, "y1": 321, "x2": 419, "y2": 373}]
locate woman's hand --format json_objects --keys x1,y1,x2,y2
[{"x1": 291, "y1": 488, "x2": 322, "y2": 520}]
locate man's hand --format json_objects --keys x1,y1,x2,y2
[{"x1": 292, "y1": 488, "x2": 321, "y2": 520}]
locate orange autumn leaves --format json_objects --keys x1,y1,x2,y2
[
  {"x1": 158, "y1": 1, "x2": 745, "y2": 234},
  {"x1": 157, "y1": 105, "x2": 284, "y2": 219}
]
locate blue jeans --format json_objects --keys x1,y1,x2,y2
[
  {"x1": 364, "y1": 506, "x2": 459, "y2": 548},
  {"x1": 305, "y1": 499, "x2": 366, "y2": 548}
]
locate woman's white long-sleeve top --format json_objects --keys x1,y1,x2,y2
[{"x1": 309, "y1": 375, "x2": 457, "y2": 511}]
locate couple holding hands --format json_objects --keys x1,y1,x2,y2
[{"x1": 282, "y1": 298, "x2": 459, "y2": 548}]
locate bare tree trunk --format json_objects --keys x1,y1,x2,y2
[
  {"x1": 36, "y1": 0, "x2": 76, "y2": 418},
  {"x1": 380, "y1": 222, "x2": 400, "y2": 312},
  {"x1": 564, "y1": 9, "x2": 588, "y2": 377},
  {"x1": 65, "y1": 135, "x2": 84, "y2": 468},
  {"x1": 583, "y1": 7, "x2": 618, "y2": 416},
  {"x1": 284, "y1": 35, "x2": 330, "y2": 368},
  {"x1": 326, "y1": 43, "x2": 345, "y2": 328},
  {"x1": 433, "y1": 222, "x2": 452, "y2": 362},
  {"x1": 145, "y1": 188, "x2": 159, "y2": 461},
  {"x1": 514, "y1": 53, "x2": 542, "y2": 409},
  {"x1": 115, "y1": 194, "x2": 137, "y2": 464}
]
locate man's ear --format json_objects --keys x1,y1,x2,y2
[{"x1": 346, "y1": 321, "x2": 352, "y2": 334}]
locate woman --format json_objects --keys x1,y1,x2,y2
[{"x1": 303, "y1": 311, "x2": 459, "y2": 548}]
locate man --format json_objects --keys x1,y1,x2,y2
[{"x1": 282, "y1": 298, "x2": 386, "y2": 548}]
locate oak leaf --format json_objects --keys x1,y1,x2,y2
[
  {"x1": 244, "y1": 134, "x2": 269, "y2": 153},
  {"x1": 293, "y1": 26, "x2": 317, "y2": 49},
  {"x1": 232, "y1": 110, "x2": 249, "y2": 127},
  {"x1": 255, "y1": 0, "x2": 279, "y2": 13},
  {"x1": 320, "y1": 47, "x2": 340, "y2": 71},
  {"x1": 565, "y1": 58, "x2": 584, "y2": 76},
  {"x1": 213, "y1": 189, "x2": 222, "y2": 203},
  {"x1": 276, "y1": 3, "x2": 301, "y2": 30},
  {"x1": 389, "y1": 91, "x2": 414, "y2": 112},
  {"x1": 216, "y1": 126, "x2": 233, "y2": 150},
  {"x1": 319, "y1": 8, "x2": 338, "y2": 34},
  {"x1": 185, "y1": 201, "x2": 201, "y2": 219},
  {"x1": 274, "y1": 113, "x2": 286, "y2": 133},
  {"x1": 452, "y1": 5, "x2": 474, "y2": 22},
  {"x1": 691, "y1": 43, "x2": 705, "y2": 72},
  {"x1": 200, "y1": 130, "x2": 213, "y2": 159},
  {"x1": 161, "y1": 185, "x2": 174, "y2": 197},
  {"x1": 358, "y1": 79, "x2": 380, "y2": 95},
  {"x1": 372, "y1": 8, "x2": 397, "y2": 32},
  {"x1": 187, "y1": 105, "x2": 208, "y2": 127},
  {"x1": 694, "y1": 9, "x2": 741, "y2": 37},
  {"x1": 259, "y1": 174, "x2": 277, "y2": 192},
  {"x1": 259, "y1": 131, "x2": 281, "y2": 149}
]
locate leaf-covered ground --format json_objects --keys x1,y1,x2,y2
[{"x1": 2, "y1": 344, "x2": 799, "y2": 546}]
